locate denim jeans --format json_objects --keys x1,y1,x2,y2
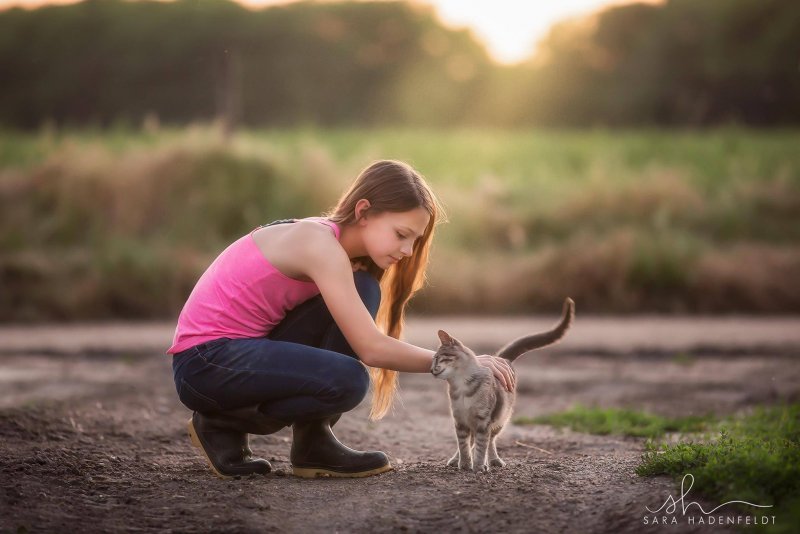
[{"x1": 171, "y1": 270, "x2": 380, "y2": 422}]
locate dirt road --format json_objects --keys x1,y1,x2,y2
[{"x1": 1, "y1": 318, "x2": 798, "y2": 533}]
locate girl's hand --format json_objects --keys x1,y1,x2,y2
[{"x1": 476, "y1": 355, "x2": 515, "y2": 392}]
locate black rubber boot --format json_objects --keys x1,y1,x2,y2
[
  {"x1": 290, "y1": 414, "x2": 392, "y2": 478},
  {"x1": 187, "y1": 406, "x2": 288, "y2": 479}
]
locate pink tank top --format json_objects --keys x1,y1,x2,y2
[{"x1": 166, "y1": 217, "x2": 340, "y2": 354}]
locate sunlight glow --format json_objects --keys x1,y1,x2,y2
[{"x1": 421, "y1": 0, "x2": 647, "y2": 64}]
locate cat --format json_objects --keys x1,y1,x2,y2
[{"x1": 431, "y1": 297, "x2": 575, "y2": 473}]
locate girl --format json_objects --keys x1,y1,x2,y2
[{"x1": 167, "y1": 160, "x2": 515, "y2": 479}]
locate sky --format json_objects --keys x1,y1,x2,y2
[{"x1": 0, "y1": 0, "x2": 644, "y2": 64}]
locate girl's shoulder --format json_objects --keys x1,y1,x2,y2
[
  {"x1": 251, "y1": 218, "x2": 341, "y2": 280},
  {"x1": 299, "y1": 217, "x2": 340, "y2": 238},
  {"x1": 291, "y1": 218, "x2": 339, "y2": 240},
  {"x1": 253, "y1": 218, "x2": 335, "y2": 250}
]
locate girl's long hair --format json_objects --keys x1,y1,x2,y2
[{"x1": 325, "y1": 160, "x2": 445, "y2": 420}]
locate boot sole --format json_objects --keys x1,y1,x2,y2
[
  {"x1": 187, "y1": 417, "x2": 234, "y2": 480},
  {"x1": 292, "y1": 463, "x2": 393, "y2": 479}
]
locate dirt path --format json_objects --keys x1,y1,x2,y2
[
  {"x1": 3, "y1": 316, "x2": 800, "y2": 357},
  {"x1": 1, "y1": 319, "x2": 799, "y2": 533}
]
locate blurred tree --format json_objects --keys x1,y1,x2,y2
[
  {"x1": 523, "y1": 0, "x2": 800, "y2": 126},
  {"x1": 0, "y1": 0, "x2": 797, "y2": 128},
  {"x1": 0, "y1": 0, "x2": 495, "y2": 129}
]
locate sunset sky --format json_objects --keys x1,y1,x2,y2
[{"x1": 0, "y1": 0, "x2": 649, "y2": 63}]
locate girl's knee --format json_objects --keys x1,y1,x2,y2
[
  {"x1": 326, "y1": 358, "x2": 370, "y2": 412},
  {"x1": 353, "y1": 270, "x2": 381, "y2": 317}
]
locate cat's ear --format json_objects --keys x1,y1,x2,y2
[{"x1": 437, "y1": 329, "x2": 455, "y2": 345}]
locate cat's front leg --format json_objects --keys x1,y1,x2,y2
[
  {"x1": 488, "y1": 433, "x2": 506, "y2": 467},
  {"x1": 472, "y1": 425, "x2": 491, "y2": 473},
  {"x1": 455, "y1": 423, "x2": 473, "y2": 471},
  {"x1": 448, "y1": 433, "x2": 474, "y2": 467}
]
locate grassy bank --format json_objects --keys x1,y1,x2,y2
[
  {"x1": 1, "y1": 125, "x2": 799, "y2": 320},
  {"x1": 514, "y1": 405, "x2": 713, "y2": 439},
  {"x1": 638, "y1": 405, "x2": 800, "y2": 532},
  {"x1": 521, "y1": 404, "x2": 799, "y2": 531}
]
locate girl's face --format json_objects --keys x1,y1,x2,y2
[{"x1": 358, "y1": 205, "x2": 430, "y2": 269}]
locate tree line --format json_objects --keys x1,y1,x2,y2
[{"x1": 1, "y1": 0, "x2": 797, "y2": 129}]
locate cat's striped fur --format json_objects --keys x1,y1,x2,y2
[{"x1": 431, "y1": 298, "x2": 575, "y2": 473}]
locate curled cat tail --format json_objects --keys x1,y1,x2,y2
[{"x1": 494, "y1": 298, "x2": 575, "y2": 363}]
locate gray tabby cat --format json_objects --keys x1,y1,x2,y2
[{"x1": 431, "y1": 298, "x2": 575, "y2": 473}]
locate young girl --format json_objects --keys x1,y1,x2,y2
[{"x1": 167, "y1": 159, "x2": 515, "y2": 479}]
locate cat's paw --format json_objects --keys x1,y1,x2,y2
[
  {"x1": 447, "y1": 457, "x2": 459, "y2": 467},
  {"x1": 489, "y1": 458, "x2": 506, "y2": 467},
  {"x1": 458, "y1": 461, "x2": 473, "y2": 471},
  {"x1": 473, "y1": 463, "x2": 489, "y2": 474}
]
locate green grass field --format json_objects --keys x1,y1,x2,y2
[
  {"x1": 638, "y1": 404, "x2": 800, "y2": 533},
  {"x1": 515, "y1": 404, "x2": 713, "y2": 439},
  {"x1": 1, "y1": 125, "x2": 799, "y2": 319},
  {"x1": 521, "y1": 404, "x2": 799, "y2": 532}
]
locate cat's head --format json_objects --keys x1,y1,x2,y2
[{"x1": 431, "y1": 329, "x2": 476, "y2": 380}]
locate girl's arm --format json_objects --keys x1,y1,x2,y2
[
  {"x1": 298, "y1": 227, "x2": 434, "y2": 372},
  {"x1": 296, "y1": 225, "x2": 515, "y2": 389}
]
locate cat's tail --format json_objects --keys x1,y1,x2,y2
[{"x1": 494, "y1": 298, "x2": 575, "y2": 363}]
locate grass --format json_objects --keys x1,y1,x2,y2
[
  {"x1": 514, "y1": 404, "x2": 713, "y2": 439},
  {"x1": 523, "y1": 403, "x2": 800, "y2": 532},
  {"x1": 671, "y1": 351, "x2": 696, "y2": 366},
  {"x1": 639, "y1": 404, "x2": 800, "y2": 533},
  {"x1": 1, "y1": 124, "x2": 799, "y2": 319}
]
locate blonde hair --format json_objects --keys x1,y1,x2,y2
[{"x1": 325, "y1": 160, "x2": 445, "y2": 420}]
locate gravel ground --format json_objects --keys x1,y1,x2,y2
[{"x1": 1, "y1": 317, "x2": 798, "y2": 533}]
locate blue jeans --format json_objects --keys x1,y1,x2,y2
[{"x1": 171, "y1": 270, "x2": 380, "y2": 422}]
